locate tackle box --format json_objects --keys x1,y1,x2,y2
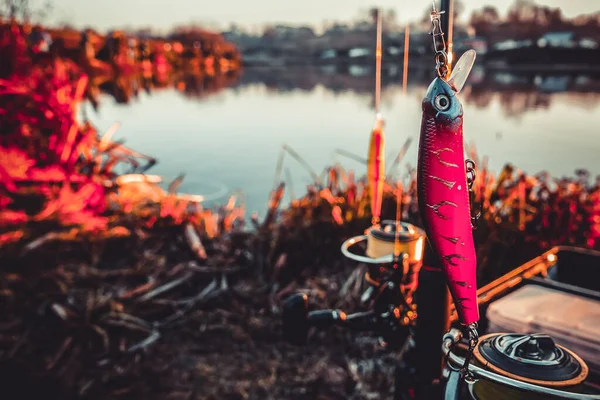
[{"x1": 486, "y1": 284, "x2": 600, "y2": 375}]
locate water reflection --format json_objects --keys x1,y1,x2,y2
[
  {"x1": 467, "y1": 71, "x2": 600, "y2": 117},
  {"x1": 96, "y1": 68, "x2": 598, "y2": 123},
  {"x1": 86, "y1": 64, "x2": 600, "y2": 120},
  {"x1": 234, "y1": 66, "x2": 600, "y2": 119},
  {"x1": 86, "y1": 69, "x2": 242, "y2": 109},
  {"x1": 85, "y1": 65, "x2": 600, "y2": 216}
]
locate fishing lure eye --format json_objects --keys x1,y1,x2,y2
[{"x1": 434, "y1": 94, "x2": 450, "y2": 111}]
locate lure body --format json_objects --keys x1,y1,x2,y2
[
  {"x1": 367, "y1": 117, "x2": 385, "y2": 224},
  {"x1": 417, "y1": 77, "x2": 479, "y2": 325}
]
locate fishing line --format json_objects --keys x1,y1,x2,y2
[
  {"x1": 375, "y1": 8, "x2": 382, "y2": 114},
  {"x1": 447, "y1": 0, "x2": 455, "y2": 70},
  {"x1": 402, "y1": 24, "x2": 410, "y2": 94},
  {"x1": 173, "y1": 180, "x2": 230, "y2": 203},
  {"x1": 394, "y1": 181, "x2": 403, "y2": 258}
]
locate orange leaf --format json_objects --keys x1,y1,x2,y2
[
  {"x1": 0, "y1": 147, "x2": 35, "y2": 180},
  {"x1": 62, "y1": 211, "x2": 107, "y2": 232},
  {"x1": 0, "y1": 210, "x2": 28, "y2": 226},
  {"x1": 28, "y1": 166, "x2": 67, "y2": 182},
  {"x1": 0, "y1": 165, "x2": 16, "y2": 191},
  {"x1": 332, "y1": 206, "x2": 344, "y2": 225},
  {"x1": 35, "y1": 182, "x2": 106, "y2": 229},
  {"x1": 0, "y1": 230, "x2": 24, "y2": 245}
]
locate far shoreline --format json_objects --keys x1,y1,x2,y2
[{"x1": 240, "y1": 61, "x2": 600, "y2": 74}]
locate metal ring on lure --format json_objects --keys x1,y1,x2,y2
[{"x1": 460, "y1": 322, "x2": 479, "y2": 382}]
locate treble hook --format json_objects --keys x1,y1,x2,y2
[{"x1": 460, "y1": 322, "x2": 479, "y2": 383}]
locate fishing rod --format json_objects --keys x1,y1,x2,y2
[
  {"x1": 367, "y1": 7, "x2": 385, "y2": 227},
  {"x1": 402, "y1": 23, "x2": 410, "y2": 94},
  {"x1": 375, "y1": 8, "x2": 383, "y2": 114},
  {"x1": 440, "y1": 0, "x2": 454, "y2": 72}
]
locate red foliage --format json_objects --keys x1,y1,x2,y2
[
  {"x1": 0, "y1": 23, "x2": 215, "y2": 243},
  {"x1": 0, "y1": 23, "x2": 108, "y2": 234}
]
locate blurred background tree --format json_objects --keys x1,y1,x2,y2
[
  {"x1": 0, "y1": 0, "x2": 52, "y2": 22},
  {"x1": 470, "y1": 6, "x2": 501, "y2": 36}
]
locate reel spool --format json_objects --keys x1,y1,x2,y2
[
  {"x1": 342, "y1": 220, "x2": 425, "y2": 275},
  {"x1": 365, "y1": 220, "x2": 425, "y2": 263},
  {"x1": 443, "y1": 330, "x2": 597, "y2": 400}
]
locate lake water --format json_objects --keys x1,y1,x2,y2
[{"x1": 86, "y1": 67, "x2": 600, "y2": 217}]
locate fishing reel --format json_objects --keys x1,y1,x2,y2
[
  {"x1": 282, "y1": 221, "x2": 425, "y2": 350},
  {"x1": 442, "y1": 329, "x2": 598, "y2": 400},
  {"x1": 342, "y1": 220, "x2": 426, "y2": 309}
]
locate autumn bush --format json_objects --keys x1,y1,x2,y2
[{"x1": 0, "y1": 24, "x2": 104, "y2": 239}]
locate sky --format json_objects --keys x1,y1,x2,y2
[{"x1": 46, "y1": 0, "x2": 598, "y2": 32}]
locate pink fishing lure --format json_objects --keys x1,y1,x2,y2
[{"x1": 417, "y1": 51, "x2": 479, "y2": 325}]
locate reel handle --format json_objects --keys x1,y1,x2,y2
[
  {"x1": 309, "y1": 310, "x2": 376, "y2": 331},
  {"x1": 282, "y1": 293, "x2": 309, "y2": 345},
  {"x1": 282, "y1": 293, "x2": 379, "y2": 345}
]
